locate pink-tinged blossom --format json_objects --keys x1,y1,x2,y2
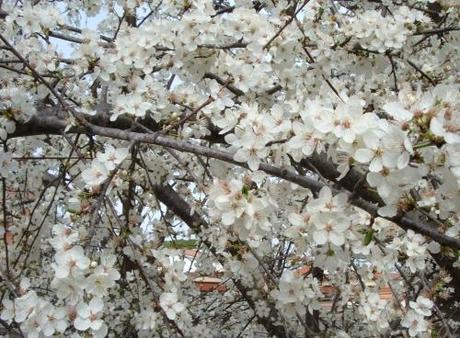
[
  {"x1": 81, "y1": 160, "x2": 109, "y2": 187},
  {"x1": 96, "y1": 145, "x2": 129, "y2": 171},
  {"x1": 53, "y1": 246, "x2": 90, "y2": 279},
  {"x1": 74, "y1": 297, "x2": 107, "y2": 337},
  {"x1": 401, "y1": 310, "x2": 430, "y2": 337},
  {"x1": 311, "y1": 212, "x2": 349, "y2": 246}
]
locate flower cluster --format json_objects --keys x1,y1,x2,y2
[
  {"x1": 359, "y1": 292, "x2": 391, "y2": 331},
  {"x1": 1, "y1": 223, "x2": 120, "y2": 337},
  {"x1": 271, "y1": 270, "x2": 322, "y2": 317},
  {"x1": 401, "y1": 296, "x2": 434, "y2": 337},
  {"x1": 208, "y1": 178, "x2": 273, "y2": 242},
  {"x1": 11, "y1": 3, "x2": 62, "y2": 35},
  {"x1": 225, "y1": 103, "x2": 291, "y2": 171},
  {"x1": 288, "y1": 187, "x2": 353, "y2": 248},
  {"x1": 1, "y1": 279, "x2": 68, "y2": 338},
  {"x1": 1, "y1": 0, "x2": 460, "y2": 337},
  {"x1": 50, "y1": 224, "x2": 119, "y2": 337},
  {"x1": 344, "y1": 7, "x2": 427, "y2": 52},
  {"x1": 81, "y1": 145, "x2": 129, "y2": 188},
  {"x1": 0, "y1": 87, "x2": 36, "y2": 139}
]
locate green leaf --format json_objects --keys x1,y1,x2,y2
[
  {"x1": 363, "y1": 229, "x2": 374, "y2": 246},
  {"x1": 164, "y1": 239, "x2": 197, "y2": 249},
  {"x1": 241, "y1": 184, "x2": 249, "y2": 198}
]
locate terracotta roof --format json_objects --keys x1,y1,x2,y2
[
  {"x1": 194, "y1": 277, "x2": 222, "y2": 283},
  {"x1": 296, "y1": 266, "x2": 311, "y2": 276},
  {"x1": 183, "y1": 254, "x2": 400, "y2": 300},
  {"x1": 193, "y1": 277, "x2": 227, "y2": 292},
  {"x1": 183, "y1": 249, "x2": 200, "y2": 258},
  {"x1": 379, "y1": 286, "x2": 393, "y2": 300}
]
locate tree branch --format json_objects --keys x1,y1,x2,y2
[{"x1": 10, "y1": 113, "x2": 460, "y2": 250}]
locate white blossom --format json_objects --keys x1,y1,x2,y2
[{"x1": 159, "y1": 292, "x2": 185, "y2": 320}]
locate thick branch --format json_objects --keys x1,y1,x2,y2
[
  {"x1": 87, "y1": 124, "x2": 460, "y2": 250},
  {"x1": 10, "y1": 114, "x2": 460, "y2": 250}
]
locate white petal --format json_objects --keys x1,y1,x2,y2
[
  {"x1": 313, "y1": 230, "x2": 328, "y2": 245},
  {"x1": 318, "y1": 187, "x2": 332, "y2": 201},
  {"x1": 315, "y1": 120, "x2": 333, "y2": 134},
  {"x1": 76, "y1": 303, "x2": 90, "y2": 318},
  {"x1": 451, "y1": 166, "x2": 460, "y2": 178},
  {"x1": 54, "y1": 265, "x2": 69, "y2": 279},
  {"x1": 42, "y1": 324, "x2": 54, "y2": 336},
  {"x1": 288, "y1": 213, "x2": 304, "y2": 226},
  {"x1": 90, "y1": 319, "x2": 103, "y2": 331},
  {"x1": 233, "y1": 149, "x2": 248, "y2": 163},
  {"x1": 397, "y1": 153, "x2": 409, "y2": 169},
  {"x1": 366, "y1": 172, "x2": 382, "y2": 187},
  {"x1": 363, "y1": 132, "x2": 379, "y2": 149},
  {"x1": 333, "y1": 193, "x2": 348, "y2": 207},
  {"x1": 287, "y1": 136, "x2": 305, "y2": 149},
  {"x1": 382, "y1": 102, "x2": 412, "y2": 122},
  {"x1": 166, "y1": 309, "x2": 176, "y2": 320},
  {"x1": 74, "y1": 317, "x2": 91, "y2": 331},
  {"x1": 90, "y1": 297, "x2": 104, "y2": 313},
  {"x1": 173, "y1": 303, "x2": 185, "y2": 313},
  {"x1": 378, "y1": 205, "x2": 397, "y2": 217},
  {"x1": 382, "y1": 152, "x2": 399, "y2": 168},
  {"x1": 342, "y1": 129, "x2": 355, "y2": 143},
  {"x1": 222, "y1": 212, "x2": 235, "y2": 225},
  {"x1": 430, "y1": 118, "x2": 444, "y2": 137},
  {"x1": 369, "y1": 158, "x2": 383, "y2": 173},
  {"x1": 247, "y1": 157, "x2": 260, "y2": 171},
  {"x1": 76, "y1": 256, "x2": 90, "y2": 270},
  {"x1": 302, "y1": 141, "x2": 316, "y2": 156},
  {"x1": 329, "y1": 232, "x2": 345, "y2": 246},
  {"x1": 93, "y1": 323, "x2": 108, "y2": 338},
  {"x1": 377, "y1": 184, "x2": 392, "y2": 199},
  {"x1": 292, "y1": 121, "x2": 306, "y2": 134},
  {"x1": 354, "y1": 148, "x2": 373, "y2": 163},
  {"x1": 445, "y1": 133, "x2": 460, "y2": 144}
]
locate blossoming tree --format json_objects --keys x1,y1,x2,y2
[{"x1": 0, "y1": 0, "x2": 460, "y2": 337}]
